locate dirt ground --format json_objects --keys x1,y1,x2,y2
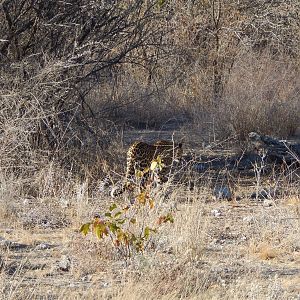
[{"x1": 0, "y1": 131, "x2": 299, "y2": 300}]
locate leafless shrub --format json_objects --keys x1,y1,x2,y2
[
  {"x1": 219, "y1": 51, "x2": 300, "y2": 139},
  {"x1": 0, "y1": 1, "x2": 164, "y2": 184},
  {"x1": 1, "y1": 0, "x2": 300, "y2": 193}
]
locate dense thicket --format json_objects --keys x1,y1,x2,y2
[
  {"x1": 0, "y1": 0, "x2": 299, "y2": 176},
  {"x1": 0, "y1": 1, "x2": 164, "y2": 173}
]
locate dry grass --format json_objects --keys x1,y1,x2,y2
[
  {"x1": 219, "y1": 51, "x2": 300, "y2": 139},
  {"x1": 85, "y1": 47, "x2": 300, "y2": 141},
  {"x1": 1, "y1": 2, "x2": 300, "y2": 298},
  {"x1": 0, "y1": 155, "x2": 299, "y2": 300}
]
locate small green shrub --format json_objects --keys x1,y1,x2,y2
[
  {"x1": 80, "y1": 156, "x2": 174, "y2": 257},
  {"x1": 80, "y1": 200, "x2": 174, "y2": 257}
]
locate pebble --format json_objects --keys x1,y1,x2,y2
[
  {"x1": 263, "y1": 199, "x2": 274, "y2": 207},
  {"x1": 213, "y1": 186, "x2": 232, "y2": 201},
  {"x1": 58, "y1": 255, "x2": 71, "y2": 271},
  {"x1": 211, "y1": 209, "x2": 222, "y2": 217},
  {"x1": 242, "y1": 216, "x2": 254, "y2": 224},
  {"x1": 35, "y1": 243, "x2": 52, "y2": 250}
]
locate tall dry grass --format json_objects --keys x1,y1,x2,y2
[
  {"x1": 1, "y1": 179, "x2": 299, "y2": 299},
  {"x1": 219, "y1": 50, "x2": 300, "y2": 139},
  {"x1": 0, "y1": 2, "x2": 299, "y2": 299}
]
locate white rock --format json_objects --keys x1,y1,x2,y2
[
  {"x1": 211, "y1": 209, "x2": 222, "y2": 217},
  {"x1": 58, "y1": 255, "x2": 71, "y2": 271},
  {"x1": 263, "y1": 199, "x2": 274, "y2": 207},
  {"x1": 242, "y1": 216, "x2": 254, "y2": 224}
]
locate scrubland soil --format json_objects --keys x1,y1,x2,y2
[
  {"x1": 0, "y1": 136, "x2": 299, "y2": 300},
  {"x1": 1, "y1": 2, "x2": 300, "y2": 298}
]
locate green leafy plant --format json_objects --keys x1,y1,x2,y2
[
  {"x1": 157, "y1": 0, "x2": 166, "y2": 8},
  {"x1": 80, "y1": 200, "x2": 174, "y2": 257},
  {"x1": 80, "y1": 156, "x2": 174, "y2": 257}
]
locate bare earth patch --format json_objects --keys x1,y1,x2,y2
[
  {"x1": 0, "y1": 134, "x2": 299, "y2": 299},
  {"x1": 0, "y1": 186, "x2": 299, "y2": 299}
]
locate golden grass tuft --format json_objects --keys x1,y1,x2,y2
[{"x1": 256, "y1": 243, "x2": 279, "y2": 260}]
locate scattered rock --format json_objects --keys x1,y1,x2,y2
[
  {"x1": 35, "y1": 243, "x2": 52, "y2": 250},
  {"x1": 251, "y1": 190, "x2": 268, "y2": 200},
  {"x1": 193, "y1": 163, "x2": 208, "y2": 172},
  {"x1": 110, "y1": 185, "x2": 122, "y2": 198},
  {"x1": 240, "y1": 236, "x2": 247, "y2": 242},
  {"x1": 262, "y1": 199, "x2": 275, "y2": 207},
  {"x1": 0, "y1": 237, "x2": 29, "y2": 251},
  {"x1": 0, "y1": 236, "x2": 10, "y2": 247},
  {"x1": 5, "y1": 261, "x2": 46, "y2": 275},
  {"x1": 213, "y1": 185, "x2": 232, "y2": 201},
  {"x1": 250, "y1": 188, "x2": 277, "y2": 200},
  {"x1": 23, "y1": 199, "x2": 31, "y2": 205},
  {"x1": 101, "y1": 282, "x2": 109, "y2": 288},
  {"x1": 5, "y1": 262, "x2": 20, "y2": 275},
  {"x1": 0, "y1": 255, "x2": 4, "y2": 271},
  {"x1": 292, "y1": 241, "x2": 300, "y2": 252},
  {"x1": 242, "y1": 216, "x2": 255, "y2": 224},
  {"x1": 81, "y1": 275, "x2": 92, "y2": 282},
  {"x1": 99, "y1": 176, "x2": 112, "y2": 194},
  {"x1": 207, "y1": 240, "x2": 223, "y2": 251},
  {"x1": 59, "y1": 198, "x2": 70, "y2": 208},
  {"x1": 58, "y1": 255, "x2": 71, "y2": 272},
  {"x1": 21, "y1": 206, "x2": 69, "y2": 229},
  {"x1": 211, "y1": 209, "x2": 222, "y2": 217},
  {"x1": 262, "y1": 267, "x2": 300, "y2": 277}
]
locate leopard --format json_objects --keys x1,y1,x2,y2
[{"x1": 111, "y1": 140, "x2": 183, "y2": 197}]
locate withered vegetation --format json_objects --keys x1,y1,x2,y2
[{"x1": 0, "y1": 1, "x2": 299, "y2": 299}]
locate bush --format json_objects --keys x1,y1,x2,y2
[{"x1": 219, "y1": 51, "x2": 300, "y2": 139}]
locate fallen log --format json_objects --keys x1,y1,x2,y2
[{"x1": 248, "y1": 132, "x2": 300, "y2": 165}]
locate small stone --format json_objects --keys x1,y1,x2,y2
[
  {"x1": 211, "y1": 209, "x2": 222, "y2": 217},
  {"x1": 60, "y1": 198, "x2": 70, "y2": 208},
  {"x1": 263, "y1": 199, "x2": 274, "y2": 207},
  {"x1": 58, "y1": 255, "x2": 71, "y2": 271},
  {"x1": 99, "y1": 176, "x2": 112, "y2": 193},
  {"x1": 0, "y1": 254, "x2": 4, "y2": 270},
  {"x1": 213, "y1": 186, "x2": 232, "y2": 201},
  {"x1": 110, "y1": 185, "x2": 122, "y2": 198},
  {"x1": 41, "y1": 220, "x2": 52, "y2": 228},
  {"x1": 0, "y1": 238, "x2": 28, "y2": 250},
  {"x1": 242, "y1": 216, "x2": 254, "y2": 224},
  {"x1": 251, "y1": 190, "x2": 268, "y2": 200},
  {"x1": 35, "y1": 243, "x2": 51, "y2": 250},
  {"x1": 23, "y1": 199, "x2": 30, "y2": 205},
  {"x1": 250, "y1": 188, "x2": 277, "y2": 200},
  {"x1": 292, "y1": 241, "x2": 300, "y2": 252},
  {"x1": 193, "y1": 163, "x2": 207, "y2": 172},
  {"x1": 81, "y1": 275, "x2": 92, "y2": 282},
  {"x1": 0, "y1": 237, "x2": 11, "y2": 248}
]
